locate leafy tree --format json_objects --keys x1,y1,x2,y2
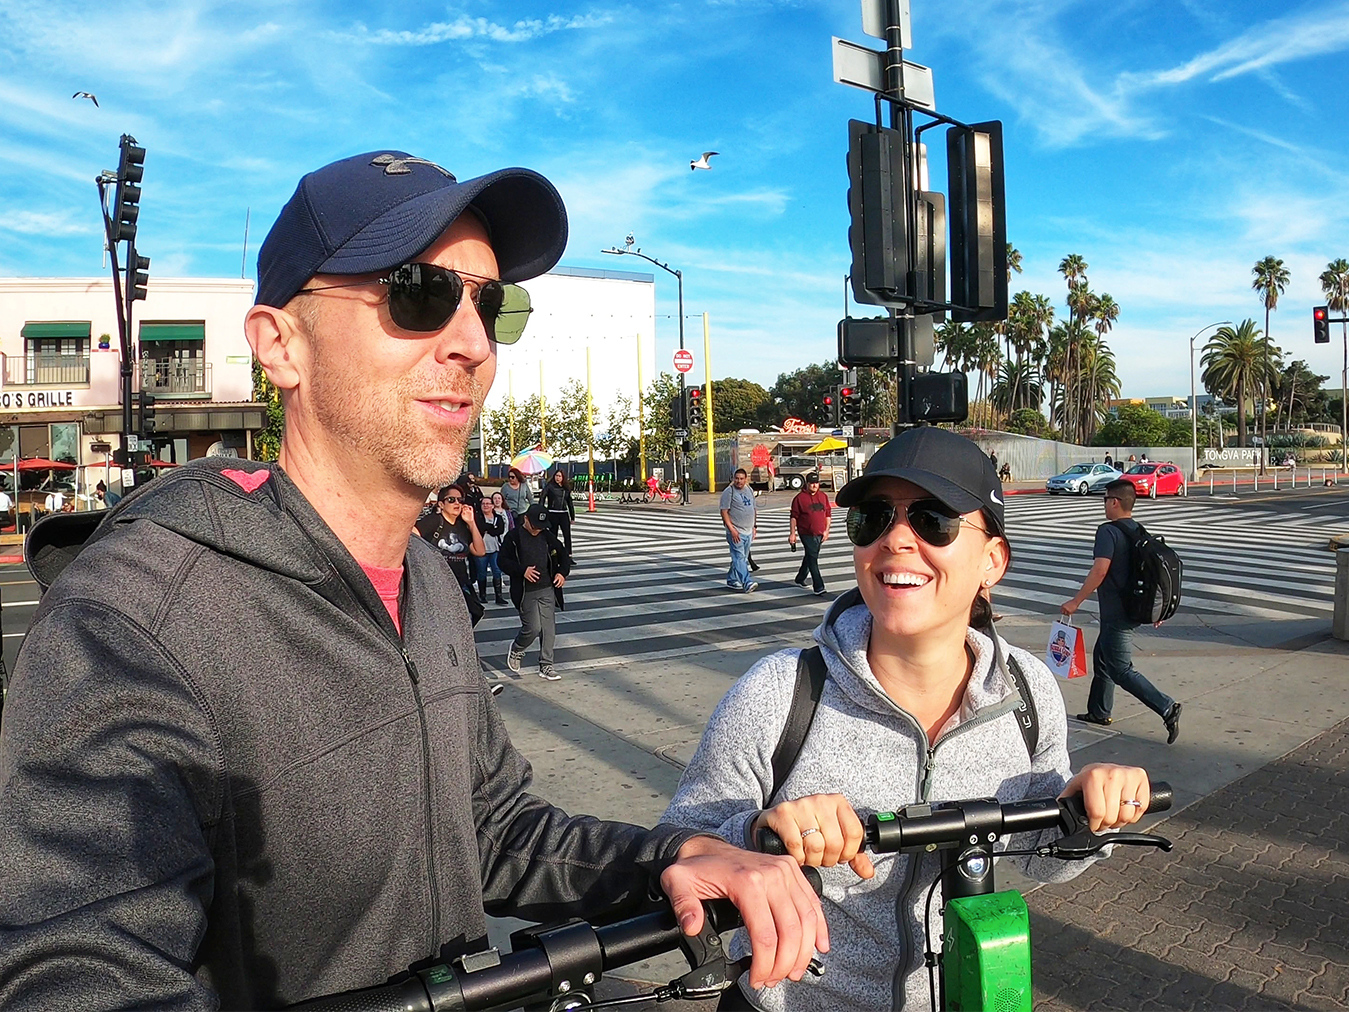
[
  {"x1": 1004, "y1": 408, "x2": 1054, "y2": 438},
  {"x1": 707, "y1": 377, "x2": 771, "y2": 432},
  {"x1": 857, "y1": 365, "x2": 896, "y2": 427},
  {"x1": 484, "y1": 395, "x2": 542, "y2": 464},
  {"x1": 764, "y1": 361, "x2": 842, "y2": 428},
  {"x1": 642, "y1": 372, "x2": 680, "y2": 464},
  {"x1": 1094, "y1": 405, "x2": 1170, "y2": 447},
  {"x1": 251, "y1": 357, "x2": 284, "y2": 462},
  {"x1": 550, "y1": 379, "x2": 591, "y2": 460},
  {"x1": 990, "y1": 358, "x2": 1044, "y2": 414},
  {"x1": 596, "y1": 394, "x2": 634, "y2": 461}
]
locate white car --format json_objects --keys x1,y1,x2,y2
[{"x1": 1046, "y1": 463, "x2": 1122, "y2": 495}]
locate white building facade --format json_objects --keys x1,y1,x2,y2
[{"x1": 0, "y1": 277, "x2": 263, "y2": 474}]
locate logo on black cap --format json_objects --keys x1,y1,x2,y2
[{"x1": 370, "y1": 153, "x2": 455, "y2": 179}]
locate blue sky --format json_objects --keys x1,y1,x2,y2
[{"x1": 3, "y1": 0, "x2": 1348, "y2": 400}]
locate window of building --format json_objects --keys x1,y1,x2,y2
[
  {"x1": 16, "y1": 322, "x2": 92, "y2": 385},
  {"x1": 139, "y1": 322, "x2": 208, "y2": 396}
]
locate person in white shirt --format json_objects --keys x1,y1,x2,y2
[{"x1": 43, "y1": 491, "x2": 65, "y2": 513}]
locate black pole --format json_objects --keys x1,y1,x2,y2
[
  {"x1": 884, "y1": 0, "x2": 915, "y2": 435},
  {"x1": 97, "y1": 177, "x2": 134, "y2": 449},
  {"x1": 676, "y1": 270, "x2": 688, "y2": 503}
]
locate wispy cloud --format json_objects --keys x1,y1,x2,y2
[
  {"x1": 0, "y1": 210, "x2": 96, "y2": 237},
  {"x1": 338, "y1": 12, "x2": 612, "y2": 46},
  {"x1": 1130, "y1": 1, "x2": 1349, "y2": 86}
]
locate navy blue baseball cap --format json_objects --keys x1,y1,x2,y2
[
  {"x1": 836, "y1": 427, "x2": 1005, "y2": 534},
  {"x1": 255, "y1": 150, "x2": 568, "y2": 308}
]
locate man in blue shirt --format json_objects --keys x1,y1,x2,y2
[{"x1": 719, "y1": 468, "x2": 757, "y2": 592}]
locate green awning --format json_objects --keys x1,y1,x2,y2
[
  {"x1": 139, "y1": 322, "x2": 205, "y2": 342},
  {"x1": 21, "y1": 321, "x2": 91, "y2": 340}
]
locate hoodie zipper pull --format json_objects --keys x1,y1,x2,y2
[
  {"x1": 920, "y1": 749, "x2": 938, "y2": 800},
  {"x1": 401, "y1": 648, "x2": 420, "y2": 685}
]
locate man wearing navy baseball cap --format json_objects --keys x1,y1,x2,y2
[{"x1": 0, "y1": 153, "x2": 824, "y2": 1009}]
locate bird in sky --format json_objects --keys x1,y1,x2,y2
[
  {"x1": 72, "y1": 91, "x2": 99, "y2": 107},
  {"x1": 690, "y1": 151, "x2": 719, "y2": 171}
]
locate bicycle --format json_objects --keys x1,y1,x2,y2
[
  {"x1": 290, "y1": 870, "x2": 824, "y2": 1011},
  {"x1": 755, "y1": 782, "x2": 1174, "y2": 1012}
]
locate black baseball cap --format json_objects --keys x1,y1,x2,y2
[
  {"x1": 805, "y1": 472, "x2": 820, "y2": 483},
  {"x1": 524, "y1": 503, "x2": 550, "y2": 525},
  {"x1": 836, "y1": 427, "x2": 1005, "y2": 534},
  {"x1": 255, "y1": 150, "x2": 568, "y2": 308}
]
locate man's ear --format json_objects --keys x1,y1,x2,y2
[{"x1": 245, "y1": 303, "x2": 307, "y2": 392}]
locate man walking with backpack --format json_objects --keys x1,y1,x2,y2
[{"x1": 1061, "y1": 479, "x2": 1182, "y2": 743}]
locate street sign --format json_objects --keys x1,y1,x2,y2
[
  {"x1": 832, "y1": 38, "x2": 934, "y2": 111},
  {"x1": 831, "y1": 429, "x2": 844, "y2": 437},
  {"x1": 841, "y1": 425, "x2": 856, "y2": 437},
  {"x1": 674, "y1": 428, "x2": 689, "y2": 438},
  {"x1": 121, "y1": 468, "x2": 136, "y2": 488},
  {"x1": 126, "y1": 434, "x2": 140, "y2": 452},
  {"x1": 673, "y1": 349, "x2": 694, "y2": 373},
  {"x1": 861, "y1": 0, "x2": 911, "y2": 46}
]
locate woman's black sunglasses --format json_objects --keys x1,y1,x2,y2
[
  {"x1": 847, "y1": 498, "x2": 988, "y2": 548},
  {"x1": 297, "y1": 263, "x2": 532, "y2": 343}
]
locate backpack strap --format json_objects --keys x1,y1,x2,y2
[
  {"x1": 1003, "y1": 650, "x2": 1040, "y2": 763},
  {"x1": 768, "y1": 646, "x2": 827, "y2": 803}
]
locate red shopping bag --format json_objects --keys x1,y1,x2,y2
[{"x1": 1045, "y1": 620, "x2": 1087, "y2": 679}]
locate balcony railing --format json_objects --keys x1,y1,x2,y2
[
  {"x1": 139, "y1": 358, "x2": 212, "y2": 398},
  {"x1": 3, "y1": 353, "x2": 91, "y2": 387}
]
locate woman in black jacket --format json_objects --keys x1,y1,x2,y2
[{"x1": 538, "y1": 469, "x2": 576, "y2": 560}]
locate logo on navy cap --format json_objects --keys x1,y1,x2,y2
[{"x1": 370, "y1": 153, "x2": 455, "y2": 179}]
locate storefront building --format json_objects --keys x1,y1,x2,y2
[{"x1": 0, "y1": 277, "x2": 263, "y2": 498}]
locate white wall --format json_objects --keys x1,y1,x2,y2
[{"x1": 489, "y1": 267, "x2": 657, "y2": 451}]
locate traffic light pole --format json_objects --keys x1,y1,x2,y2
[
  {"x1": 96, "y1": 175, "x2": 135, "y2": 452},
  {"x1": 885, "y1": 0, "x2": 917, "y2": 436}
]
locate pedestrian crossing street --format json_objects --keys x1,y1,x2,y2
[{"x1": 475, "y1": 494, "x2": 1337, "y2": 674}]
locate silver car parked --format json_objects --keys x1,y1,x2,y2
[{"x1": 1046, "y1": 462, "x2": 1121, "y2": 495}]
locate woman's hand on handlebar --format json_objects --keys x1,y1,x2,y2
[
  {"x1": 751, "y1": 794, "x2": 876, "y2": 880},
  {"x1": 1060, "y1": 763, "x2": 1151, "y2": 833},
  {"x1": 661, "y1": 834, "x2": 827, "y2": 992}
]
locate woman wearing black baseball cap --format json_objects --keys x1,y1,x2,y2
[{"x1": 663, "y1": 427, "x2": 1156, "y2": 1011}]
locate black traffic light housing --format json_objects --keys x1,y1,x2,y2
[
  {"x1": 947, "y1": 121, "x2": 1007, "y2": 323},
  {"x1": 846, "y1": 120, "x2": 908, "y2": 308},
  {"x1": 1314, "y1": 306, "x2": 1331, "y2": 344},
  {"x1": 823, "y1": 389, "x2": 838, "y2": 427},
  {"x1": 839, "y1": 381, "x2": 861, "y2": 425},
  {"x1": 671, "y1": 390, "x2": 687, "y2": 430},
  {"x1": 129, "y1": 252, "x2": 150, "y2": 302},
  {"x1": 687, "y1": 386, "x2": 705, "y2": 430},
  {"x1": 113, "y1": 135, "x2": 146, "y2": 243},
  {"x1": 137, "y1": 391, "x2": 157, "y2": 437}
]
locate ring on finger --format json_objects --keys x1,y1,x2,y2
[
  {"x1": 1121, "y1": 800, "x2": 1143, "y2": 808},
  {"x1": 800, "y1": 827, "x2": 821, "y2": 839}
]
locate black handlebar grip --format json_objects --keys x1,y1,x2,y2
[
  {"x1": 755, "y1": 825, "x2": 789, "y2": 856},
  {"x1": 1148, "y1": 781, "x2": 1173, "y2": 813},
  {"x1": 288, "y1": 976, "x2": 431, "y2": 1012}
]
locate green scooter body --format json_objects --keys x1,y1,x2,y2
[{"x1": 941, "y1": 890, "x2": 1032, "y2": 1012}]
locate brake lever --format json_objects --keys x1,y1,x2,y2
[{"x1": 1044, "y1": 830, "x2": 1173, "y2": 860}]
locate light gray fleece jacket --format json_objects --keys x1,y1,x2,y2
[{"x1": 661, "y1": 590, "x2": 1096, "y2": 1012}]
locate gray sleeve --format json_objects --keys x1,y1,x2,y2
[
  {"x1": 660, "y1": 651, "x2": 796, "y2": 849},
  {"x1": 1001, "y1": 644, "x2": 1110, "y2": 883},
  {"x1": 0, "y1": 601, "x2": 223, "y2": 1011},
  {"x1": 718, "y1": 486, "x2": 732, "y2": 512}
]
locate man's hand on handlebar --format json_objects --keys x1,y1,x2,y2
[
  {"x1": 1059, "y1": 763, "x2": 1151, "y2": 833},
  {"x1": 750, "y1": 794, "x2": 875, "y2": 879},
  {"x1": 661, "y1": 834, "x2": 828, "y2": 992}
]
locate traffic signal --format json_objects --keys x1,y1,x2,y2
[
  {"x1": 128, "y1": 251, "x2": 150, "y2": 302},
  {"x1": 839, "y1": 384, "x2": 862, "y2": 425},
  {"x1": 823, "y1": 388, "x2": 839, "y2": 427},
  {"x1": 846, "y1": 120, "x2": 908, "y2": 308},
  {"x1": 1315, "y1": 305, "x2": 1330, "y2": 344},
  {"x1": 947, "y1": 121, "x2": 1007, "y2": 322},
  {"x1": 671, "y1": 389, "x2": 687, "y2": 429},
  {"x1": 112, "y1": 135, "x2": 146, "y2": 243},
  {"x1": 687, "y1": 386, "x2": 705, "y2": 430},
  {"x1": 137, "y1": 391, "x2": 157, "y2": 437}
]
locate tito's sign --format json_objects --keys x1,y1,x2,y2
[{"x1": 0, "y1": 390, "x2": 78, "y2": 410}]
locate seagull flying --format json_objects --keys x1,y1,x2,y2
[
  {"x1": 690, "y1": 151, "x2": 719, "y2": 171},
  {"x1": 72, "y1": 91, "x2": 99, "y2": 107}
]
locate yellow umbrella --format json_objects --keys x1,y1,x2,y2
[{"x1": 804, "y1": 436, "x2": 847, "y2": 454}]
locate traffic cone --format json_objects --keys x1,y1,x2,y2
[{"x1": 587, "y1": 481, "x2": 596, "y2": 512}]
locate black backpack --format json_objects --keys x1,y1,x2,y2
[
  {"x1": 1111, "y1": 520, "x2": 1183, "y2": 625},
  {"x1": 768, "y1": 640, "x2": 1039, "y2": 802}
]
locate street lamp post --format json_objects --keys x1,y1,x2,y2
[
  {"x1": 603, "y1": 241, "x2": 687, "y2": 503},
  {"x1": 1189, "y1": 321, "x2": 1230, "y2": 481}
]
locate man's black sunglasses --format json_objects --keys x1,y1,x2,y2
[
  {"x1": 297, "y1": 263, "x2": 531, "y2": 343},
  {"x1": 847, "y1": 498, "x2": 988, "y2": 548}
]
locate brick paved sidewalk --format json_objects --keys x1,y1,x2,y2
[{"x1": 1029, "y1": 717, "x2": 1349, "y2": 1011}]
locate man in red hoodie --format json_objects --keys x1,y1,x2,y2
[{"x1": 787, "y1": 471, "x2": 832, "y2": 595}]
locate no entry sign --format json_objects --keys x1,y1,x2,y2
[{"x1": 673, "y1": 349, "x2": 695, "y2": 373}]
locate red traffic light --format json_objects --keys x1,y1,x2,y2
[
  {"x1": 1315, "y1": 307, "x2": 1327, "y2": 321},
  {"x1": 823, "y1": 395, "x2": 833, "y2": 405},
  {"x1": 840, "y1": 387, "x2": 853, "y2": 398},
  {"x1": 690, "y1": 389, "x2": 701, "y2": 399}
]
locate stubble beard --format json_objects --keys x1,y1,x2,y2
[{"x1": 309, "y1": 348, "x2": 485, "y2": 492}]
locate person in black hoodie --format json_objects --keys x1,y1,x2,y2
[
  {"x1": 538, "y1": 467, "x2": 575, "y2": 560},
  {"x1": 498, "y1": 503, "x2": 569, "y2": 680},
  {"x1": 0, "y1": 151, "x2": 823, "y2": 1010}
]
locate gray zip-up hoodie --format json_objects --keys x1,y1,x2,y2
[
  {"x1": 0, "y1": 458, "x2": 698, "y2": 1010},
  {"x1": 662, "y1": 590, "x2": 1095, "y2": 1012}
]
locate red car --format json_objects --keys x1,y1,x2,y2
[{"x1": 1120, "y1": 461, "x2": 1186, "y2": 498}]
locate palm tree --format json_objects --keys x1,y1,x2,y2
[
  {"x1": 1087, "y1": 293, "x2": 1119, "y2": 441},
  {"x1": 1251, "y1": 256, "x2": 1290, "y2": 464},
  {"x1": 970, "y1": 323, "x2": 1003, "y2": 427},
  {"x1": 1202, "y1": 321, "x2": 1264, "y2": 447},
  {"x1": 1058, "y1": 254, "x2": 1089, "y2": 442},
  {"x1": 1320, "y1": 258, "x2": 1349, "y2": 471}
]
